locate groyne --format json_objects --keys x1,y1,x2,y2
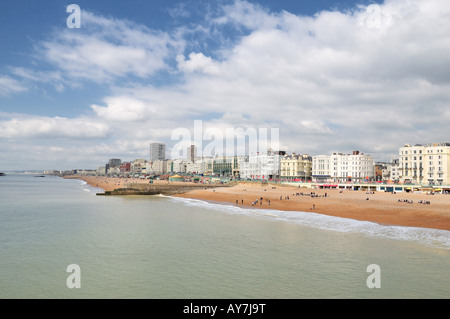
[{"x1": 97, "y1": 182, "x2": 235, "y2": 196}]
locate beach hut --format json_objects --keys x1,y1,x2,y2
[{"x1": 169, "y1": 175, "x2": 185, "y2": 182}]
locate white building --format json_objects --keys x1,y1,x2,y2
[
  {"x1": 185, "y1": 161, "x2": 207, "y2": 175},
  {"x1": 147, "y1": 160, "x2": 168, "y2": 175},
  {"x1": 239, "y1": 151, "x2": 283, "y2": 180},
  {"x1": 312, "y1": 151, "x2": 375, "y2": 183},
  {"x1": 389, "y1": 159, "x2": 400, "y2": 182},
  {"x1": 97, "y1": 166, "x2": 106, "y2": 176},
  {"x1": 170, "y1": 158, "x2": 187, "y2": 174},
  {"x1": 399, "y1": 143, "x2": 450, "y2": 185},
  {"x1": 131, "y1": 159, "x2": 147, "y2": 175}
]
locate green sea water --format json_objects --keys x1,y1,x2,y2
[{"x1": 0, "y1": 174, "x2": 449, "y2": 298}]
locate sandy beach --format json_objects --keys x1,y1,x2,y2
[{"x1": 68, "y1": 176, "x2": 450, "y2": 231}]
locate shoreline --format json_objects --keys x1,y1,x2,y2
[
  {"x1": 67, "y1": 176, "x2": 450, "y2": 231},
  {"x1": 174, "y1": 184, "x2": 450, "y2": 231}
]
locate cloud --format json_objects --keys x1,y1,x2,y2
[
  {"x1": 3, "y1": 0, "x2": 450, "y2": 169},
  {"x1": 166, "y1": 0, "x2": 450, "y2": 159},
  {"x1": 10, "y1": 67, "x2": 66, "y2": 92},
  {"x1": 90, "y1": 96, "x2": 153, "y2": 122},
  {"x1": 38, "y1": 11, "x2": 183, "y2": 84},
  {"x1": 177, "y1": 52, "x2": 221, "y2": 75},
  {"x1": 0, "y1": 75, "x2": 27, "y2": 95},
  {"x1": 0, "y1": 115, "x2": 112, "y2": 139}
]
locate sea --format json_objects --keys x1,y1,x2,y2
[{"x1": 0, "y1": 174, "x2": 449, "y2": 299}]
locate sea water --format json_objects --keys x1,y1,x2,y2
[{"x1": 0, "y1": 174, "x2": 449, "y2": 298}]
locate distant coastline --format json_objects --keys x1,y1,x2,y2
[{"x1": 67, "y1": 175, "x2": 450, "y2": 231}]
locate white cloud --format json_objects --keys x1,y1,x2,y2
[
  {"x1": 166, "y1": 0, "x2": 450, "y2": 159},
  {"x1": 0, "y1": 115, "x2": 111, "y2": 139},
  {"x1": 0, "y1": 75, "x2": 27, "y2": 95},
  {"x1": 214, "y1": 0, "x2": 279, "y2": 30},
  {"x1": 90, "y1": 96, "x2": 154, "y2": 122},
  {"x1": 38, "y1": 11, "x2": 183, "y2": 84},
  {"x1": 177, "y1": 52, "x2": 221, "y2": 75},
  {"x1": 3, "y1": 0, "x2": 450, "y2": 169}
]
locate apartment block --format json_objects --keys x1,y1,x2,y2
[
  {"x1": 399, "y1": 143, "x2": 450, "y2": 185},
  {"x1": 312, "y1": 151, "x2": 375, "y2": 182}
]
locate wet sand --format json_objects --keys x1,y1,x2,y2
[{"x1": 67, "y1": 176, "x2": 450, "y2": 231}]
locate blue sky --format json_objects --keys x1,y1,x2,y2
[{"x1": 1, "y1": 0, "x2": 449, "y2": 170}]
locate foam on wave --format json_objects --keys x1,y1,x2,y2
[{"x1": 167, "y1": 195, "x2": 450, "y2": 249}]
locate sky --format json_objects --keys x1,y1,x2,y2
[{"x1": 1, "y1": 0, "x2": 450, "y2": 171}]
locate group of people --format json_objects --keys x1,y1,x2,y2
[
  {"x1": 293, "y1": 191, "x2": 328, "y2": 198},
  {"x1": 397, "y1": 198, "x2": 431, "y2": 205},
  {"x1": 249, "y1": 197, "x2": 271, "y2": 206}
]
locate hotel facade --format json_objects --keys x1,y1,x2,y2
[
  {"x1": 399, "y1": 143, "x2": 450, "y2": 185},
  {"x1": 280, "y1": 154, "x2": 312, "y2": 180},
  {"x1": 312, "y1": 151, "x2": 375, "y2": 183}
]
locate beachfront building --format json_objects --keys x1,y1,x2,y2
[
  {"x1": 97, "y1": 166, "x2": 106, "y2": 176},
  {"x1": 206, "y1": 156, "x2": 244, "y2": 177},
  {"x1": 171, "y1": 158, "x2": 187, "y2": 174},
  {"x1": 399, "y1": 143, "x2": 450, "y2": 185},
  {"x1": 185, "y1": 160, "x2": 207, "y2": 175},
  {"x1": 119, "y1": 162, "x2": 131, "y2": 174},
  {"x1": 108, "y1": 166, "x2": 120, "y2": 175},
  {"x1": 239, "y1": 151, "x2": 284, "y2": 180},
  {"x1": 147, "y1": 159, "x2": 169, "y2": 175},
  {"x1": 312, "y1": 151, "x2": 375, "y2": 183},
  {"x1": 388, "y1": 159, "x2": 400, "y2": 182},
  {"x1": 280, "y1": 153, "x2": 312, "y2": 181},
  {"x1": 150, "y1": 142, "x2": 166, "y2": 162},
  {"x1": 131, "y1": 159, "x2": 147, "y2": 175},
  {"x1": 311, "y1": 154, "x2": 331, "y2": 182},
  {"x1": 374, "y1": 162, "x2": 387, "y2": 182}
]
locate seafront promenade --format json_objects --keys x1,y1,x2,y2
[{"x1": 281, "y1": 181, "x2": 450, "y2": 194}]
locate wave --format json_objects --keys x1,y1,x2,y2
[
  {"x1": 70, "y1": 178, "x2": 104, "y2": 194},
  {"x1": 167, "y1": 196, "x2": 450, "y2": 250}
]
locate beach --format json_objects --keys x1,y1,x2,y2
[{"x1": 68, "y1": 176, "x2": 450, "y2": 231}]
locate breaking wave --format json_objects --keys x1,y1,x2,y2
[{"x1": 167, "y1": 196, "x2": 450, "y2": 250}]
